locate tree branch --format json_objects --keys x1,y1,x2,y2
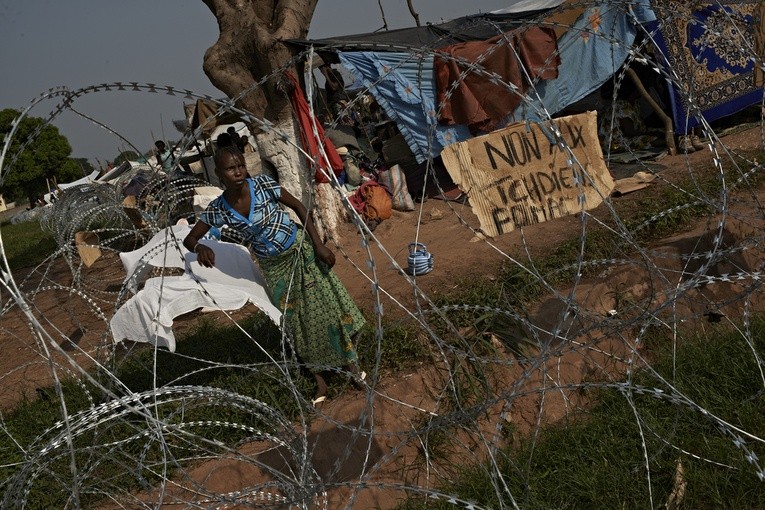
[
  {"x1": 407, "y1": 0, "x2": 421, "y2": 27},
  {"x1": 377, "y1": 0, "x2": 388, "y2": 31}
]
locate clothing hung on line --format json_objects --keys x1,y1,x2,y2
[
  {"x1": 284, "y1": 71, "x2": 344, "y2": 184},
  {"x1": 435, "y1": 26, "x2": 561, "y2": 133},
  {"x1": 199, "y1": 175, "x2": 365, "y2": 371}
]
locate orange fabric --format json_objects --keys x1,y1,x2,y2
[
  {"x1": 363, "y1": 183, "x2": 392, "y2": 220},
  {"x1": 544, "y1": 3, "x2": 587, "y2": 39},
  {"x1": 435, "y1": 26, "x2": 560, "y2": 133}
]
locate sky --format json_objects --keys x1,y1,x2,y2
[{"x1": 0, "y1": 1, "x2": 515, "y2": 166}]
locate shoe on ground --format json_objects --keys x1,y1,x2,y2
[
  {"x1": 677, "y1": 135, "x2": 696, "y2": 153},
  {"x1": 350, "y1": 373, "x2": 366, "y2": 390}
]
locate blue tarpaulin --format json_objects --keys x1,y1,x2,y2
[{"x1": 338, "y1": 2, "x2": 639, "y2": 161}]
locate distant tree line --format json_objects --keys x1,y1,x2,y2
[{"x1": 0, "y1": 108, "x2": 93, "y2": 204}]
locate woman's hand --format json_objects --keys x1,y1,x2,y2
[
  {"x1": 315, "y1": 244, "x2": 336, "y2": 269},
  {"x1": 184, "y1": 222, "x2": 213, "y2": 266},
  {"x1": 195, "y1": 244, "x2": 216, "y2": 268}
]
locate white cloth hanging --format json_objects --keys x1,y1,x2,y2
[{"x1": 111, "y1": 226, "x2": 280, "y2": 352}]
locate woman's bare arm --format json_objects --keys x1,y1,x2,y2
[
  {"x1": 279, "y1": 189, "x2": 335, "y2": 268},
  {"x1": 183, "y1": 221, "x2": 216, "y2": 267}
]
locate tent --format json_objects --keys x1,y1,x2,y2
[
  {"x1": 647, "y1": 1, "x2": 765, "y2": 134},
  {"x1": 188, "y1": 98, "x2": 245, "y2": 136},
  {"x1": 96, "y1": 161, "x2": 147, "y2": 185},
  {"x1": 58, "y1": 170, "x2": 101, "y2": 190},
  {"x1": 295, "y1": 0, "x2": 763, "y2": 160},
  {"x1": 297, "y1": 1, "x2": 564, "y2": 53},
  {"x1": 294, "y1": 1, "x2": 647, "y2": 163}
]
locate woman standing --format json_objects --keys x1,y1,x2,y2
[{"x1": 184, "y1": 146, "x2": 365, "y2": 400}]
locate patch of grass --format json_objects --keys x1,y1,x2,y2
[
  {"x1": 114, "y1": 313, "x2": 312, "y2": 420},
  {"x1": 1, "y1": 219, "x2": 57, "y2": 270},
  {"x1": 4, "y1": 148, "x2": 765, "y2": 507},
  {"x1": 0, "y1": 312, "x2": 314, "y2": 507},
  {"x1": 3, "y1": 310, "x2": 432, "y2": 506},
  {"x1": 0, "y1": 379, "x2": 104, "y2": 508},
  {"x1": 398, "y1": 318, "x2": 765, "y2": 509},
  {"x1": 357, "y1": 321, "x2": 429, "y2": 373}
]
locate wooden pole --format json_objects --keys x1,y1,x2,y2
[
  {"x1": 377, "y1": 0, "x2": 388, "y2": 30},
  {"x1": 191, "y1": 133, "x2": 211, "y2": 183},
  {"x1": 626, "y1": 68, "x2": 676, "y2": 155}
]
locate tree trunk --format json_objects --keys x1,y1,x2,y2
[
  {"x1": 201, "y1": 0, "x2": 319, "y2": 206},
  {"x1": 202, "y1": 0, "x2": 317, "y2": 123}
]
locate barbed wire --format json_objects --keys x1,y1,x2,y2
[{"x1": 1, "y1": 1, "x2": 764, "y2": 508}]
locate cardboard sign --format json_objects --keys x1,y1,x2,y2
[{"x1": 441, "y1": 111, "x2": 614, "y2": 237}]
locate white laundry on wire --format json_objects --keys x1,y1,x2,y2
[{"x1": 110, "y1": 225, "x2": 280, "y2": 352}]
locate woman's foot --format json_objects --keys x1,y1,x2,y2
[
  {"x1": 313, "y1": 372, "x2": 328, "y2": 403},
  {"x1": 344, "y1": 363, "x2": 366, "y2": 390}
]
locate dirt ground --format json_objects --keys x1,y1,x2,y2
[{"x1": 3, "y1": 126, "x2": 765, "y2": 508}]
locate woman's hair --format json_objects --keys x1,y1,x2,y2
[{"x1": 214, "y1": 145, "x2": 243, "y2": 168}]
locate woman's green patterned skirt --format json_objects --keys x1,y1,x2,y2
[{"x1": 258, "y1": 233, "x2": 365, "y2": 373}]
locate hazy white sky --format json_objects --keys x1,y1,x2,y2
[{"x1": 0, "y1": 1, "x2": 514, "y2": 164}]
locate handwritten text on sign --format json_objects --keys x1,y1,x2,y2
[{"x1": 441, "y1": 111, "x2": 614, "y2": 237}]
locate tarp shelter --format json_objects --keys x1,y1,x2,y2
[
  {"x1": 647, "y1": 0, "x2": 765, "y2": 134},
  {"x1": 296, "y1": 2, "x2": 563, "y2": 53},
  {"x1": 296, "y1": 0, "x2": 764, "y2": 159},
  {"x1": 94, "y1": 161, "x2": 135, "y2": 184},
  {"x1": 189, "y1": 98, "x2": 245, "y2": 137},
  {"x1": 58, "y1": 170, "x2": 101, "y2": 190},
  {"x1": 295, "y1": 1, "x2": 647, "y2": 163}
]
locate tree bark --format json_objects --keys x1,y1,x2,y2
[{"x1": 201, "y1": 0, "x2": 318, "y2": 125}]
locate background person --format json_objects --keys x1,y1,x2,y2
[
  {"x1": 226, "y1": 126, "x2": 247, "y2": 152},
  {"x1": 154, "y1": 140, "x2": 174, "y2": 173},
  {"x1": 319, "y1": 62, "x2": 347, "y2": 119}
]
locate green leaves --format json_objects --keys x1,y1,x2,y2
[{"x1": 0, "y1": 108, "x2": 76, "y2": 202}]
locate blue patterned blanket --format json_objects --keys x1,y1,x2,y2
[{"x1": 650, "y1": 1, "x2": 764, "y2": 134}]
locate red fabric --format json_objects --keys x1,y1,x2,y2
[
  {"x1": 435, "y1": 26, "x2": 560, "y2": 133},
  {"x1": 284, "y1": 72, "x2": 343, "y2": 183}
]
